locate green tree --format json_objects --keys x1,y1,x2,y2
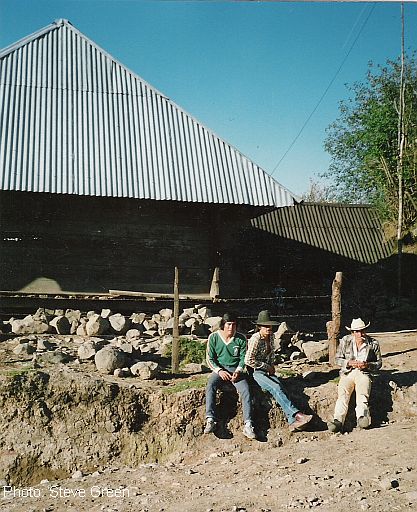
[
  {"x1": 323, "y1": 56, "x2": 417, "y2": 239},
  {"x1": 301, "y1": 178, "x2": 339, "y2": 203}
]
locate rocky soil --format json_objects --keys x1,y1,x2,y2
[{"x1": 0, "y1": 331, "x2": 416, "y2": 512}]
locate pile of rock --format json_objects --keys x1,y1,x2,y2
[
  {"x1": 4, "y1": 306, "x2": 222, "y2": 338},
  {"x1": 3, "y1": 308, "x2": 330, "y2": 379},
  {"x1": 7, "y1": 331, "x2": 165, "y2": 378},
  {"x1": 274, "y1": 322, "x2": 329, "y2": 363},
  {"x1": 3, "y1": 306, "x2": 223, "y2": 380}
]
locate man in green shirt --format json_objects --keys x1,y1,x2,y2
[{"x1": 204, "y1": 312, "x2": 256, "y2": 439}]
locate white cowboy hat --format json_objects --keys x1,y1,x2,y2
[{"x1": 346, "y1": 318, "x2": 370, "y2": 331}]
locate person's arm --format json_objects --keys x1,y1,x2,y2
[
  {"x1": 206, "y1": 333, "x2": 221, "y2": 373},
  {"x1": 236, "y1": 334, "x2": 247, "y2": 372},
  {"x1": 245, "y1": 334, "x2": 269, "y2": 372},
  {"x1": 365, "y1": 338, "x2": 382, "y2": 372},
  {"x1": 335, "y1": 336, "x2": 350, "y2": 371}
]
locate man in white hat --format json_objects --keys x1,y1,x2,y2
[{"x1": 328, "y1": 318, "x2": 382, "y2": 433}]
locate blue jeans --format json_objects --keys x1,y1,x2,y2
[
  {"x1": 205, "y1": 367, "x2": 253, "y2": 424},
  {"x1": 253, "y1": 370, "x2": 299, "y2": 424}
]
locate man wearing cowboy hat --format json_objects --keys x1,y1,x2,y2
[
  {"x1": 328, "y1": 318, "x2": 382, "y2": 433},
  {"x1": 245, "y1": 310, "x2": 313, "y2": 432}
]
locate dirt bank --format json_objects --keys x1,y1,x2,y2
[{"x1": 0, "y1": 331, "x2": 416, "y2": 511}]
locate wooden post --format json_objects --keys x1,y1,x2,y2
[
  {"x1": 329, "y1": 272, "x2": 343, "y2": 365},
  {"x1": 171, "y1": 267, "x2": 180, "y2": 374},
  {"x1": 209, "y1": 267, "x2": 220, "y2": 300}
]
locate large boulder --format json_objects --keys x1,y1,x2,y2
[
  {"x1": 11, "y1": 315, "x2": 50, "y2": 335},
  {"x1": 94, "y1": 346, "x2": 126, "y2": 374},
  {"x1": 75, "y1": 318, "x2": 88, "y2": 336},
  {"x1": 274, "y1": 322, "x2": 293, "y2": 351},
  {"x1": 78, "y1": 341, "x2": 97, "y2": 360},
  {"x1": 126, "y1": 329, "x2": 142, "y2": 343},
  {"x1": 130, "y1": 312, "x2": 146, "y2": 326},
  {"x1": 12, "y1": 342, "x2": 36, "y2": 356},
  {"x1": 36, "y1": 349, "x2": 71, "y2": 365},
  {"x1": 37, "y1": 338, "x2": 54, "y2": 351},
  {"x1": 65, "y1": 309, "x2": 82, "y2": 323},
  {"x1": 50, "y1": 315, "x2": 71, "y2": 335},
  {"x1": 302, "y1": 341, "x2": 329, "y2": 362},
  {"x1": 86, "y1": 314, "x2": 110, "y2": 336},
  {"x1": 113, "y1": 340, "x2": 141, "y2": 360},
  {"x1": 204, "y1": 316, "x2": 222, "y2": 332},
  {"x1": 109, "y1": 313, "x2": 130, "y2": 334},
  {"x1": 197, "y1": 306, "x2": 212, "y2": 320},
  {"x1": 182, "y1": 363, "x2": 209, "y2": 373},
  {"x1": 130, "y1": 361, "x2": 159, "y2": 380},
  {"x1": 159, "y1": 308, "x2": 173, "y2": 321}
]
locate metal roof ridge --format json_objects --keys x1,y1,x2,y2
[
  {"x1": 0, "y1": 19, "x2": 299, "y2": 208},
  {"x1": 0, "y1": 19, "x2": 72, "y2": 57},
  {"x1": 0, "y1": 21, "x2": 58, "y2": 58},
  {"x1": 2, "y1": 19, "x2": 298, "y2": 206},
  {"x1": 0, "y1": 19, "x2": 74, "y2": 58},
  {"x1": 301, "y1": 202, "x2": 373, "y2": 208},
  {"x1": 53, "y1": 18, "x2": 72, "y2": 26}
]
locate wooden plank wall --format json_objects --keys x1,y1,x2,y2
[
  {"x1": 238, "y1": 223, "x2": 366, "y2": 297},
  {"x1": 0, "y1": 192, "x2": 216, "y2": 294}
]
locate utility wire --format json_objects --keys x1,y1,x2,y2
[{"x1": 270, "y1": 3, "x2": 376, "y2": 178}]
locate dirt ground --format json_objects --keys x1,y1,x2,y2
[{"x1": 0, "y1": 331, "x2": 416, "y2": 512}]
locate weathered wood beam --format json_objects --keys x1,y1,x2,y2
[
  {"x1": 171, "y1": 267, "x2": 180, "y2": 374},
  {"x1": 109, "y1": 289, "x2": 211, "y2": 301}
]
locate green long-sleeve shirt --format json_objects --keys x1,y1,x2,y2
[{"x1": 206, "y1": 330, "x2": 247, "y2": 373}]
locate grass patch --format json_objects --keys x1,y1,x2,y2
[
  {"x1": 162, "y1": 375, "x2": 208, "y2": 394},
  {"x1": 164, "y1": 337, "x2": 207, "y2": 367},
  {"x1": 2, "y1": 367, "x2": 38, "y2": 377},
  {"x1": 277, "y1": 369, "x2": 297, "y2": 378}
]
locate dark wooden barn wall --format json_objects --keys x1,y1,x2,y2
[
  {"x1": 238, "y1": 224, "x2": 367, "y2": 297},
  {"x1": 0, "y1": 192, "x2": 223, "y2": 295}
]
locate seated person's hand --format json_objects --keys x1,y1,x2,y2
[
  {"x1": 348, "y1": 360, "x2": 368, "y2": 369},
  {"x1": 231, "y1": 371, "x2": 242, "y2": 382},
  {"x1": 219, "y1": 369, "x2": 232, "y2": 381}
]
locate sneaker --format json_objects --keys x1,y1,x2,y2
[
  {"x1": 204, "y1": 418, "x2": 216, "y2": 434},
  {"x1": 327, "y1": 419, "x2": 342, "y2": 433},
  {"x1": 357, "y1": 416, "x2": 370, "y2": 429},
  {"x1": 289, "y1": 412, "x2": 313, "y2": 432},
  {"x1": 243, "y1": 422, "x2": 256, "y2": 440}
]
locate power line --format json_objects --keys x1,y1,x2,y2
[{"x1": 270, "y1": 3, "x2": 376, "y2": 178}]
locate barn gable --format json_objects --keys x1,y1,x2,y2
[{"x1": 0, "y1": 19, "x2": 297, "y2": 208}]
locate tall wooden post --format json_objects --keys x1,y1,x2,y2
[
  {"x1": 171, "y1": 267, "x2": 180, "y2": 374},
  {"x1": 329, "y1": 272, "x2": 343, "y2": 365}
]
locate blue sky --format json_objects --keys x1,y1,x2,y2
[{"x1": 0, "y1": 1, "x2": 416, "y2": 196}]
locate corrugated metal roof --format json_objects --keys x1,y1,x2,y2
[
  {"x1": 250, "y1": 203, "x2": 394, "y2": 263},
  {"x1": 0, "y1": 19, "x2": 297, "y2": 207}
]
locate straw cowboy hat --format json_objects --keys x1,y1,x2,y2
[
  {"x1": 346, "y1": 318, "x2": 370, "y2": 331},
  {"x1": 254, "y1": 310, "x2": 279, "y2": 326}
]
